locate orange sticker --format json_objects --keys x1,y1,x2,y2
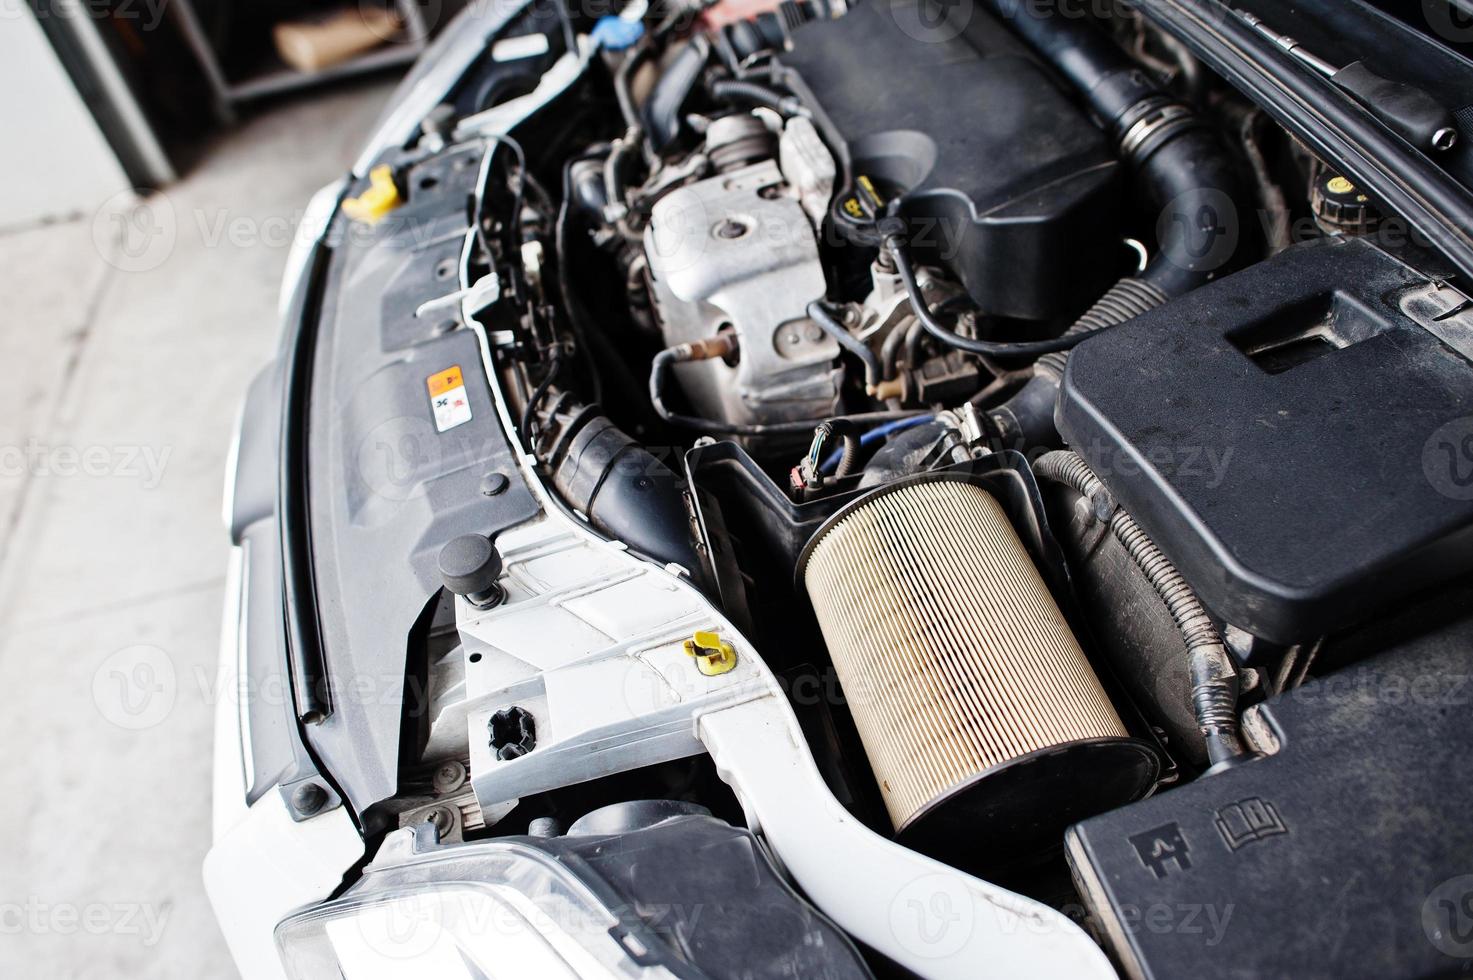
[
  {"x1": 427, "y1": 365, "x2": 473, "y2": 432},
  {"x1": 427, "y1": 365, "x2": 464, "y2": 398}
]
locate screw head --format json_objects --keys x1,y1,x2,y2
[
  {"x1": 424, "y1": 806, "x2": 455, "y2": 837},
  {"x1": 292, "y1": 783, "x2": 328, "y2": 816},
  {"x1": 432, "y1": 760, "x2": 467, "y2": 795}
]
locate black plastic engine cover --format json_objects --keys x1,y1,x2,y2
[
  {"x1": 1058, "y1": 237, "x2": 1473, "y2": 643},
  {"x1": 780, "y1": 0, "x2": 1120, "y2": 320},
  {"x1": 1065, "y1": 592, "x2": 1473, "y2": 979}
]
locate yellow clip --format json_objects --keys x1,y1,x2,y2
[
  {"x1": 683, "y1": 630, "x2": 737, "y2": 677},
  {"x1": 342, "y1": 165, "x2": 402, "y2": 225}
]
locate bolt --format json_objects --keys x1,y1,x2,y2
[
  {"x1": 424, "y1": 806, "x2": 455, "y2": 837},
  {"x1": 432, "y1": 760, "x2": 467, "y2": 795},
  {"x1": 480, "y1": 472, "x2": 510, "y2": 497},
  {"x1": 715, "y1": 219, "x2": 747, "y2": 240},
  {"x1": 292, "y1": 783, "x2": 328, "y2": 817}
]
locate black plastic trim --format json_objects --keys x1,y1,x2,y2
[{"x1": 278, "y1": 242, "x2": 332, "y2": 726}]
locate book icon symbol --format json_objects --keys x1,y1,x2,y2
[{"x1": 1214, "y1": 797, "x2": 1289, "y2": 852}]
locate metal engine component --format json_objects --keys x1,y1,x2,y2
[
  {"x1": 800, "y1": 474, "x2": 1158, "y2": 868},
  {"x1": 643, "y1": 115, "x2": 841, "y2": 428}
]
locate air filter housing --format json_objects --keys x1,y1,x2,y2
[{"x1": 800, "y1": 474, "x2": 1157, "y2": 868}]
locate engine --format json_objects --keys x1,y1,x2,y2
[
  {"x1": 353, "y1": 1, "x2": 1473, "y2": 976},
  {"x1": 639, "y1": 0, "x2": 1125, "y2": 430},
  {"x1": 643, "y1": 114, "x2": 841, "y2": 426}
]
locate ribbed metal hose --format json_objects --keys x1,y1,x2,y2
[
  {"x1": 1032, "y1": 451, "x2": 1249, "y2": 770},
  {"x1": 833, "y1": 432, "x2": 862, "y2": 478},
  {"x1": 985, "y1": 279, "x2": 1167, "y2": 452},
  {"x1": 1035, "y1": 278, "x2": 1168, "y2": 381}
]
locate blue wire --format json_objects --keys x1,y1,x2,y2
[{"x1": 820, "y1": 415, "x2": 936, "y2": 474}]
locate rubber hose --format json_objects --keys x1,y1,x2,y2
[
  {"x1": 1033, "y1": 277, "x2": 1167, "y2": 381},
  {"x1": 808, "y1": 300, "x2": 881, "y2": 390},
  {"x1": 614, "y1": 42, "x2": 652, "y2": 134},
  {"x1": 979, "y1": 0, "x2": 1242, "y2": 298},
  {"x1": 1032, "y1": 450, "x2": 1250, "y2": 770},
  {"x1": 833, "y1": 431, "x2": 863, "y2": 478},
  {"x1": 643, "y1": 37, "x2": 710, "y2": 150},
  {"x1": 709, "y1": 78, "x2": 810, "y2": 117},
  {"x1": 886, "y1": 236, "x2": 1088, "y2": 359},
  {"x1": 985, "y1": 277, "x2": 1166, "y2": 452}
]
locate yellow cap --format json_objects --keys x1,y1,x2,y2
[
  {"x1": 683, "y1": 630, "x2": 738, "y2": 677},
  {"x1": 342, "y1": 165, "x2": 402, "y2": 225}
]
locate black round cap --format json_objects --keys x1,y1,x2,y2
[{"x1": 438, "y1": 534, "x2": 502, "y2": 597}]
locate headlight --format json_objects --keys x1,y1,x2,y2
[
  {"x1": 274, "y1": 839, "x2": 673, "y2": 980},
  {"x1": 277, "y1": 810, "x2": 874, "y2": 980}
]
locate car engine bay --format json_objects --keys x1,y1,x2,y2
[{"x1": 255, "y1": 1, "x2": 1473, "y2": 976}]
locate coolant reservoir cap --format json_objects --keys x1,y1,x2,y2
[
  {"x1": 592, "y1": 15, "x2": 644, "y2": 51},
  {"x1": 1312, "y1": 172, "x2": 1378, "y2": 235}
]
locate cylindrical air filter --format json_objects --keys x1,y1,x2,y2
[{"x1": 801, "y1": 474, "x2": 1157, "y2": 867}]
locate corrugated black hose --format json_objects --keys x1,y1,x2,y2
[{"x1": 1032, "y1": 451, "x2": 1251, "y2": 771}]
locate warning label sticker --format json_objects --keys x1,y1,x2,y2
[{"x1": 427, "y1": 365, "x2": 472, "y2": 433}]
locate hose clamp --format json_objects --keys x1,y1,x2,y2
[{"x1": 1118, "y1": 101, "x2": 1196, "y2": 165}]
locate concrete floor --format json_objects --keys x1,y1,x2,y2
[{"x1": 0, "y1": 80, "x2": 393, "y2": 978}]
